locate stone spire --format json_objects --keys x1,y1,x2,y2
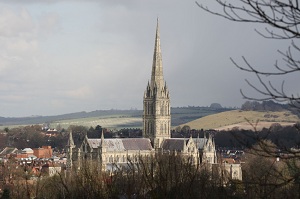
[
  {"x1": 151, "y1": 18, "x2": 164, "y2": 90},
  {"x1": 143, "y1": 19, "x2": 171, "y2": 148}
]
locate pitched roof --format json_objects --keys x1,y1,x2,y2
[
  {"x1": 22, "y1": 148, "x2": 34, "y2": 153},
  {"x1": 193, "y1": 138, "x2": 207, "y2": 149},
  {"x1": 87, "y1": 138, "x2": 153, "y2": 152},
  {"x1": 161, "y1": 138, "x2": 188, "y2": 151},
  {"x1": 87, "y1": 139, "x2": 101, "y2": 149},
  {"x1": 0, "y1": 147, "x2": 18, "y2": 155}
]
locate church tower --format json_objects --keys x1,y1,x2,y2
[{"x1": 143, "y1": 19, "x2": 171, "y2": 149}]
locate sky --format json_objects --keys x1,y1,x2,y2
[{"x1": 0, "y1": 0, "x2": 297, "y2": 117}]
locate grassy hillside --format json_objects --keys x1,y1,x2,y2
[
  {"x1": 0, "y1": 107, "x2": 231, "y2": 130},
  {"x1": 179, "y1": 110, "x2": 299, "y2": 130},
  {"x1": 50, "y1": 116, "x2": 142, "y2": 130},
  {"x1": 48, "y1": 107, "x2": 231, "y2": 130}
]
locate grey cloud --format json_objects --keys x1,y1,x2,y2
[{"x1": 0, "y1": 0, "x2": 296, "y2": 117}]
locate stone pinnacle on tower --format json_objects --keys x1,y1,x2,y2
[
  {"x1": 66, "y1": 130, "x2": 75, "y2": 168},
  {"x1": 67, "y1": 130, "x2": 75, "y2": 148}
]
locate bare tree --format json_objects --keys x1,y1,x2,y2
[
  {"x1": 196, "y1": 0, "x2": 300, "y2": 108},
  {"x1": 195, "y1": 1, "x2": 300, "y2": 197}
]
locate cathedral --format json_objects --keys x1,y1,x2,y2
[{"x1": 66, "y1": 19, "x2": 217, "y2": 172}]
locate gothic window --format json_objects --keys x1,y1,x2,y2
[
  {"x1": 208, "y1": 144, "x2": 212, "y2": 152},
  {"x1": 167, "y1": 124, "x2": 169, "y2": 135},
  {"x1": 116, "y1": 155, "x2": 119, "y2": 163},
  {"x1": 151, "y1": 103, "x2": 153, "y2": 114},
  {"x1": 109, "y1": 156, "x2": 113, "y2": 163},
  {"x1": 122, "y1": 155, "x2": 125, "y2": 162},
  {"x1": 145, "y1": 121, "x2": 147, "y2": 133},
  {"x1": 152, "y1": 123, "x2": 154, "y2": 135},
  {"x1": 84, "y1": 144, "x2": 87, "y2": 153}
]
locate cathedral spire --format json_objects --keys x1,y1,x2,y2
[
  {"x1": 143, "y1": 19, "x2": 171, "y2": 147},
  {"x1": 151, "y1": 18, "x2": 164, "y2": 90}
]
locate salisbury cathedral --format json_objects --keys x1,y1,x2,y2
[{"x1": 66, "y1": 20, "x2": 241, "y2": 179}]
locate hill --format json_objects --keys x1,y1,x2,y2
[
  {"x1": 48, "y1": 107, "x2": 232, "y2": 130},
  {"x1": 0, "y1": 110, "x2": 141, "y2": 126},
  {"x1": 0, "y1": 107, "x2": 232, "y2": 130},
  {"x1": 179, "y1": 110, "x2": 299, "y2": 131}
]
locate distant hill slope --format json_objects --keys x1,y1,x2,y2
[
  {"x1": 48, "y1": 107, "x2": 231, "y2": 130},
  {"x1": 0, "y1": 110, "x2": 142, "y2": 126},
  {"x1": 0, "y1": 107, "x2": 232, "y2": 129},
  {"x1": 179, "y1": 110, "x2": 299, "y2": 130}
]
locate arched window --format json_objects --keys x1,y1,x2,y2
[{"x1": 151, "y1": 103, "x2": 153, "y2": 114}]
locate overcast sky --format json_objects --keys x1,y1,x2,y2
[{"x1": 0, "y1": 0, "x2": 296, "y2": 117}]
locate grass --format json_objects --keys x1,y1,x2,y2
[
  {"x1": 179, "y1": 110, "x2": 299, "y2": 130},
  {"x1": 0, "y1": 107, "x2": 229, "y2": 130},
  {"x1": 50, "y1": 116, "x2": 142, "y2": 130}
]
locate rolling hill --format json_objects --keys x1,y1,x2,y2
[
  {"x1": 179, "y1": 110, "x2": 299, "y2": 131},
  {"x1": 0, "y1": 107, "x2": 232, "y2": 130}
]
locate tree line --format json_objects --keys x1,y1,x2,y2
[{"x1": 1, "y1": 122, "x2": 299, "y2": 152}]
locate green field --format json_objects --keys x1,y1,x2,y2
[{"x1": 50, "y1": 116, "x2": 142, "y2": 130}]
